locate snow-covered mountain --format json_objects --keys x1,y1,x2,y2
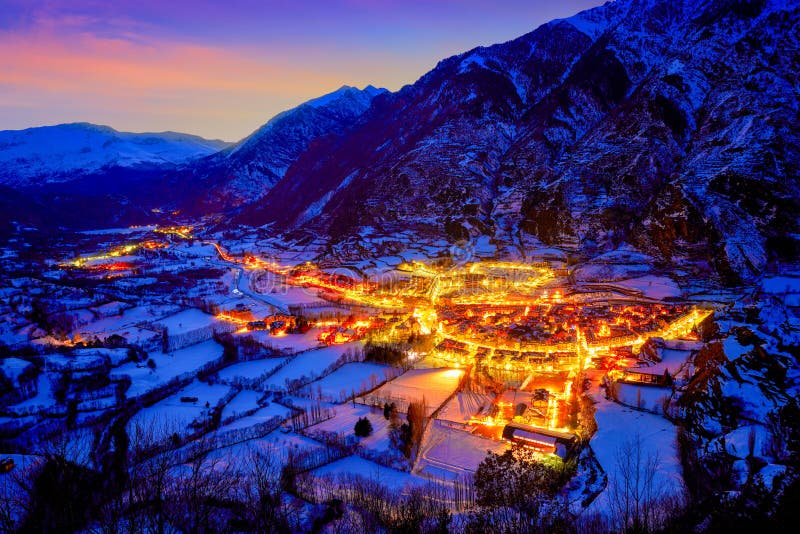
[
  {"x1": 0, "y1": 86, "x2": 385, "y2": 230},
  {"x1": 167, "y1": 85, "x2": 387, "y2": 211},
  {"x1": 238, "y1": 0, "x2": 800, "y2": 283},
  {"x1": 0, "y1": 123, "x2": 230, "y2": 187}
]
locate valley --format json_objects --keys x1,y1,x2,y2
[
  {"x1": 3, "y1": 219, "x2": 796, "y2": 530},
  {"x1": 1, "y1": 0, "x2": 799, "y2": 530}
]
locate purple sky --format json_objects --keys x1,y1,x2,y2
[{"x1": 1, "y1": 0, "x2": 604, "y2": 141}]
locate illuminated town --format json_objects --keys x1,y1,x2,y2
[
  {"x1": 51, "y1": 226, "x2": 713, "y2": 451},
  {"x1": 4, "y1": 193, "x2": 790, "y2": 534}
]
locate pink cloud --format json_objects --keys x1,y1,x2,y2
[
  {"x1": 1, "y1": 31, "x2": 339, "y2": 93},
  {"x1": 0, "y1": 28, "x2": 383, "y2": 139}
]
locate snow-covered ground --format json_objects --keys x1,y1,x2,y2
[
  {"x1": 586, "y1": 381, "x2": 683, "y2": 518},
  {"x1": 254, "y1": 285, "x2": 330, "y2": 307},
  {"x1": 628, "y1": 345, "x2": 693, "y2": 378},
  {"x1": 111, "y1": 340, "x2": 225, "y2": 398},
  {"x1": 574, "y1": 263, "x2": 653, "y2": 283},
  {"x1": 762, "y1": 275, "x2": 800, "y2": 294},
  {"x1": 614, "y1": 383, "x2": 671, "y2": 414},
  {"x1": 305, "y1": 362, "x2": 396, "y2": 402},
  {"x1": 311, "y1": 456, "x2": 424, "y2": 492},
  {"x1": 207, "y1": 429, "x2": 327, "y2": 469},
  {"x1": 215, "y1": 403, "x2": 295, "y2": 434},
  {"x1": 216, "y1": 358, "x2": 289, "y2": 387},
  {"x1": 416, "y1": 420, "x2": 507, "y2": 480},
  {"x1": 262, "y1": 343, "x2": 362, "y2": 390},
  {"x1": 154, "y1": 309, "x2": 223, "y2": 336},
  {"x1": 308, "y1": 404, "x2": 394, "y2": 456},
  {"x1": 74, "y1": 304, "x2": 180, "y2": 346},
  {"x1": 219, "y1": 389, "x2": 264, "y2": 422},
  {"x1": 0, "y1": 357, "x2": 34, "y2": 382},
  {"x1": 436, "y1": 390, "x2": 494, "y2": 424},
  {"x1": 6, "y1": 374, "x2": 56, "y2": 414},
  {"x1": 241, "y1": 329, "x2": 322, "y2": 353},
  {"x1": 368, "y1": 368, "x2": 464, "y2": 415},
  {"x1": 610, "y1": 276, "x2": 681, "y2": 299},
  {"x1": 722, "y1": 336, "x2": 750, "y2": 361},
  {"x1": 709, "y1": 424, "x2": 773, "y2": 459},
  {"x1": 127, "y1": 379, "x2": 231, "y2": 436}
]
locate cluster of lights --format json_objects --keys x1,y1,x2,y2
[
  {"x1": 64, "y1": 243, "x2": 142, "y2": 268},
  {"x1": 61, "y1": 233, "x2": 715, "y2": 441},
  {"x1": 318, "y1": 318, "x2": 374, "y2": 345},
  {"x1": 153, "y1": 225, "x2": 194, "y2": 239}
]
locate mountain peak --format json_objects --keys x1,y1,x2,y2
[
  {"x1": 171, "y1": 84, "x2": 389, "y2": 212},
  {"x1": 304, "y1": 84, "x2": 388, "y2": 109}
]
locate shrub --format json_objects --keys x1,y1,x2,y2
[{"x1": 354, "y1": 417, "x2": 373, "y2": 437}]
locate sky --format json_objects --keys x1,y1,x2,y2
[{"x1": 1, "y1": 0, "x2": 604, "y2": 142}]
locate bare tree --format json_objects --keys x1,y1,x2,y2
[
  {"x1": 241, "y1": 444, "x2": 293, "y2": 532},
  {"x1": 607, "y1": 433, "x2": 682, "y2": 533},
  {"x1": 407, "y1": 396, "x2": 428, "y2": 459},
  {"x1": 164, "y1": 446, "x2": 240, "y2": 533},
  {"x1": 0, "y1": 456, "x2": 43, "y2": 533},
  {"x1": 126, "y1": 417, "x2": 186, "y2": 533}
]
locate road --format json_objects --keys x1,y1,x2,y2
[
  {"x1": 205, "y1": 240, "x2": 291, "y2": 314},
  {"x1": 233, "y1": 267, "x2": 290, "y2": 315}
]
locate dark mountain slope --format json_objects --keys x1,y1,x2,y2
[
  {"x1": 240, "y1": 20, "x2": 595, "y2": 234},
  {"x1": 0, "y1": 86, "x2": 384, "y2": 230},
  {"x1": 238, "y1": 0, "x2": 800, "y2": 283},
  {"x1": 165, "y1": 85, "x2": 387, "y2": 214}
]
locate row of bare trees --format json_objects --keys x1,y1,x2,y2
[
  {"x1": 0, "y1": 418, "x2": 308, "y2": 533},
  {"x1": 1, "y1": 401, "x2": 710, "y2": 534}
]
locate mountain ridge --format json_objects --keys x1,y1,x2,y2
[
  {"x1": 157, "y1": 84, "x2": 389, "y2": 214},
  {"x1": 0, "y1": 85, "x2": 386, "y2": 231},
  {"x1": 236, "y1": 0, "x2": 800, "y2": 283},
  {"x1": 0, "y1": 123, "x2": 231, "y2": 187}
]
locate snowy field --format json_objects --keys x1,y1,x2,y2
[
  {"x1": 154, "y1": 308, "x2": 224, "y2": 336},
  {"x1": 128, "y1": 379, "x2": 231, "y2": 436},
  {"x1": 574, "y1": 263, "x2": 653, "y2": 283},
  {"x1": 305, "y1": 362, "x2": 395, "y2": 402},
  {"x1": 111, "y1": 340, "x2": 225, "y2": 398},
  {"x1": 610, "y1": 275, "x2": 681, "y2": 299},
  {"x1": 722, "y1": 337, "x2": 751, "y2": 361},
  {"x1": 173, "y1": 242, "x2": 219, "y2": 257},
  {"x1": 416, "y1": 420, "x2": 507, "y2": 480},
  {"x1": 762, "y1": 275, "x2": 800, "y2": 294},
  {"x1": 0, "y1": 357, "x2": 34, "y2": 382},
  {"x1": 215, "y1": 403, "x2": 295, "y2": 434},
  {"x1": 307, "y1": 404, "x2": 394, "y2": 455},
  {"x1": 254, "y1": 285, "x2": 330, "y2": 307},
  {"x1": 240, "y1": 329, "x2": 322, "y2": 353},
  {"x1": 614, "y1": 383, "x2": 671, "y2": 414},
  {"x1": 436, "y1": 390, "x2": 494, "y2": 424},
  {"x1": 592, "y1": 246, "x2": 656, "y2": 264},
  {"x1": 216, "y1": 357, "x2": 289, "y2": 386},
  {"x1": 207, "y1": 429, "x2": 328, "y2": 470},
  {"x1": 369, "y1": 368, "x2": 464, "y2": 415},
  {"x1": 74, "y1": 304, "x2": 180, "y2": 345},
  {"x1": 6, "y1": 374, "x2": 55, "y2": 414},
  {"x1": 279, "y1": 395, "x2": 337, "y2": 412},
  {"x1": 632, "y1": 346, "x2": 693, "y2": 376},
  {"x1": 262, "y1": 343, "x2": 362, "y2": 390},
  {"x1": 219, "y1": 389, "x2": 264, "y2": 422},
  {"x1": 586, "y1": 385, "x2": 683, "y2": 517},
  {"x1": 311, "y1": 456, "x2": 424, "y2": 492}
]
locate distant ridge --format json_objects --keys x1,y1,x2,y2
[{"x1": 0, "y1": 123, "x2": 231, "y2": 187}]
